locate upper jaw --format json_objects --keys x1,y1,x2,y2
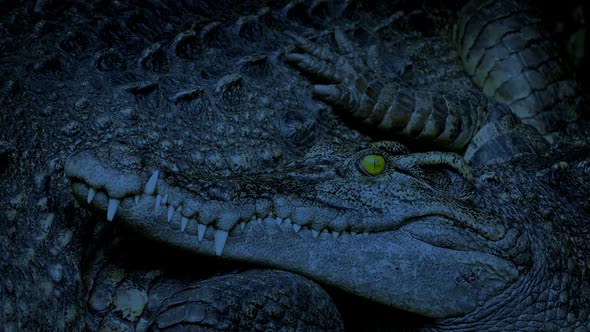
[
  {"x1": 65, "y1": 147, "x2": 506, "y2": 257},
  {"x1": 66, "y1": 161, "x2": 394, "y2": 257}
]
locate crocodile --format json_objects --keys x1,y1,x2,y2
[
  {"x1": 1, "y1": 0, "x2": 588, "y2": 331},
  {"x1": 66, "y1": 138, "x2": 590, "y2": 331}
]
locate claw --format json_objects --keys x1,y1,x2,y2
[
  {"x1": 313, "y1": 84, "x2": 374, "y2": 117},
  {"x1": 313, "y1": 84, "x2": 341, "y2": 100},
  {"x1": 286, "y1": 32, "x2": 338, "y2": 62},
  {"x1": 333, "y1": 28, "x2": 353, "y2": 53},
  {"x1": 285, "y1": 53, "x2": 344, "y2": 83}
]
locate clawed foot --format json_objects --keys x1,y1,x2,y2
[
  {"x1": 285, "y1": 29, "x2": 485, "y2": 152},
  {"x1": 285, "y1": 29, "x2": 385, "y2": 118}
]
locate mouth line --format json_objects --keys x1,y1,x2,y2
[
  {"x1": 68, "y1": 166, "x2": 458, "y2": 257},
  {"x1": 70, "y1": 177, "x2": 369, "y2": 256}
]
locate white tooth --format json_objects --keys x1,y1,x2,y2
[
  {"x1": 107, "y1": 198, "x2": 120, "y2": 221},
  {"x1": 311, "y1": 229, "x2": 319, "y2": 238},
  {"x1": 293, "y1": 224, "x2": 301, "y2": 233},
  {"x1": 197, "y1": 224, "x2": 206, "y2": 242},
  {"x1": 363, "y1": 231, "x2": 369, "y2": 236},
  {"x1": 332, "y1": 231, "x2": 340, "y2": 239},
  {"x1": 256, "y1": 218, "x2": 262, "y2": 225},
  {"x1": 162, "y1": 194, "x2": 168, "y2": 204},
  {"x1": 134, "y1": 195, "x2": 140, "y2": 205},
  {"x1": 167, "y1": 205, "x2": 174, "y2": 222},
  {"x1": 144, "y1": 170, "x2": 159, "y2": 195},
  {"x1": 155, "y1": 195, "x2": 162, "y2": 210},
  {"x1": 284, "y1": 218, "x2": 292, "y2": 225},
  {"x1": 181, "y1": 217, "x2": 189, "y2": 232},
  {"x1": 214, "y1": 230, "x2": 229, "y2": 256},
  {"x1": 86, "y1": 188, "x2": 96, "y2": 204},
  {"x1": 240, "y1": 221, "x2": 246, "y2": 230},
  {"x1": 276, "y1": 217, "x2": 283, "y2": 225}
]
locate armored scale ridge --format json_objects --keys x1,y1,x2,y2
[{"x1": 1, "y1": 0, "x2": 588, "y2": 331}]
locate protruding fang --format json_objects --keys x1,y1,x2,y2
[
  {"x1": 167, "y1": 205, "x2": 174, "y2": 222},
  {"x1": 276, "y1": 217, "x2": 283, "y2": 225},
  {"x1": 332, "y1": 231, "x2": 340, "y2": 239},
  {"x1": 107, "y1": 198, "x2": 120, "y2": 221},
  {"x1": 87, "y1": 188, "x2": 96, "y2": 204},
  {"x1": 144, "y1": 170, "x2": 159, "y2": 195},
  {"x1": 181, "y1": 217, "x2": 188, "y2": 232},
  {"x1": 293, "y1": 224, "x2": 301, "y2": 233},
  {"x1": 156, "y1": 194, "x2": 162, "y2": 208},
  {"x1": 214, "y1": 230, "x2": 229, "y2": 256},
  {"x1": 363, "y1": 231, "x2": 369, "y2": 236},
  {"x1": 134, "y1": 195, "x2": 140, "y2": 205},
  {"x1": 311, "y1": 229, "x2": 320, "y2": 238},
  {"x1": 240, "y1": 221, "x2": 246, "y2": 230},
  {"x1": 197, "y1": 224, "x2": 206, "y2": 242},
  {"x1": 162, "y1": 194, "x2": 168, "y2": 204}
]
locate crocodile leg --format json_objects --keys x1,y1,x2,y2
[
  {"x1": 86, "y1": 267, "x2": 343, "y2": 331},
  {"x1": 287, "y1": 0, "x2": 584, "y2": 153},
  {"x1": 286, "y1": 32, "x2": 488, "y2": 152}
]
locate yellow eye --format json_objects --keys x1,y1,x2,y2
[{"x1": 359, "y1": 154, "x2": 386, "y2": 176}]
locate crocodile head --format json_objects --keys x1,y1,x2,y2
[{"x1": 65, "y1": 140, "x2": 541, "y2": 323}]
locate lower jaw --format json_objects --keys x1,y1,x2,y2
[
  {"x1": 71, "y1": 181, "x2": 515, "y2": 319},
  {"x1": 70, "y1": 181, "x2": 421, "y2": 308}
]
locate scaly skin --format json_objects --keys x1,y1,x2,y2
[
  {"x1": 1, "y1": 0, "x2": 587, "y2": 331},
  {"x1": 286, "y1": 0, "x2": 584, "y2": 152},
  {"x1": 65, "y1": 138, "x2": 590, "y2": 330}
]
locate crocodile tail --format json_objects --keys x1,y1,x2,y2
[{"x1": 457, "y1": 0, "x2": 582, "y2": 141}]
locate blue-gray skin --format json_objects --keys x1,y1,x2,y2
[
  {"x1": 286, "y1": 0, "x2": 583, "y2": 153},
  {"x1": 63, "y1": 0, "x2": 590, "y2": 330},
  {"x1": 65, "y1": 139, "x2": 590, "y2": 330},
  {"x1": 62, "y1": 0, "x2": 589, "y2": 330},
  {"x1": 2, "y1": 0, "x2": 584, "y2": 330}
]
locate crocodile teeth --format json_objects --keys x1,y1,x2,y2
[
  {"x1": 276, "y1": 217, "x2": 283, "y2": 225},
  {"x1": 311, "y1": 229, "x2": 320, "y2": 238},
  {"x1": 167, "y1": 205, "x2": 174, "y2": 222},
  {"x1": 214, "y1": 230, "x2": 228, "y2": 256},
  {"x1": 134, "y1": 195, "x2": 140, "y2": 205},
  {"x1": 144, "y1": 170, "x2": 159, "y2": 195},
  {"x1": 293, "y1": 224, "x2": 301, "y2": 233},
  {"x1": 181, "y1": 217, "x2": 188, "y2": 232},
  {"x1": 155, "y1": 194, "x2": 162, "y2": 210},
  {"x1": 86, "y1": 188, "x2": 96, "y2": 204},
  {"x1": 161, "y1": 194, "x2": 168, "y2": 204},
  {"x1": 332, "y1": 231, "x2": 340, "y2": 239},
  {"x1": 240, "y1": 221, "x2": 246, "y2": 230},
  {"x1": 197, "y1": 224, "x2": 206, "y2": 242},
  {"x1": 107, "y1": 198, "x2": 120, "y2": 221}
]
